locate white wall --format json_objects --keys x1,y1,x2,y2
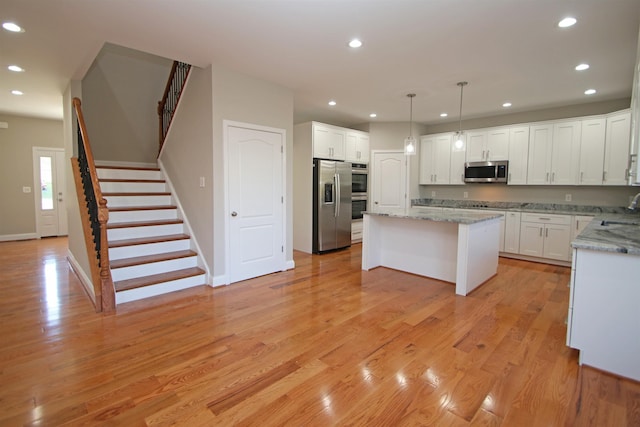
[{"x1": 81, "y1": 43, "x2": 173, "y2": 163}]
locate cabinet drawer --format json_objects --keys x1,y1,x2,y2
[{"x1": 521, "y1": 212, "x2": 571, "y2": 225}]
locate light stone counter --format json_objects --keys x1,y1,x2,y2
[
  {"x1": 365, "y1": 209, "x2": 502, "y2": 225},
  {"x1": 571, "y1": 214, "x2": 640, "y2": 255}
]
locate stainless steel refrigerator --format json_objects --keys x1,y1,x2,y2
[{"x1": 313, "y1": 159, "x2": 352, "y2": 253}]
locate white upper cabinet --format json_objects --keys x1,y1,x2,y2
[
  {"x1": 419, "y1": 134, "x2": 452, "y2": 185},
  {"x1": 346, "y1": 131, "x2": 370, "y2": 163},
  {"x1": 551, "y1": 121, "x2": 581, "y2": 185},
  {"x1": 507, "y1": 126, "x2": 529, "y2": 185},
  {"x1": 527, "y1": 124, "x2": 554, "y2": 185},
  {"x1": 578, "y1": 118, "x2": 606, "y2": 185},
  {"x1": 603, "y1": 111, "x2": 631, "y2": 185},
  {"x1": 313, "y1": 123, "x2": 345, "y2": 160},
  {"x1": 450, "y1": 135, "x2": 467, "y2": 185},
  {"x1": 466, "y1": 128, "x2": 509, "y2": 162}
]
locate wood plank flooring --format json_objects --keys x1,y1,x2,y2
[{"x1": 1, "y1": 237, "x2": 639, "y2": 426}]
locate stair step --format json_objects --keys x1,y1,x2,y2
[
  {"x1": 99, "y1": 178, "x2": 166, "y2": 183},
  {"x1": 114, "y1": 267, "x2": 205, "y2": 292},
  {"x1": 109, "y1": 205, "x2": 177, "y2": 212},
  {"x1": 107, "y1": 219, "x2": 183, "y2": 229},
  {"x1": 110, "y1": 250, "x2": 197, "y2": 269},
  {"x1": 103, "y1": 192, "x2": 171, "y2": 196},
  {"x1": 109, "y1": 234, "x2": 191, "y2": 248},
  {"x1": 96, "y1": 165, "x2": 160, "y2": 171}
]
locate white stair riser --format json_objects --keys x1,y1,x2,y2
[
  {"x1": 97, "y1": 169, "x2": 162, "y2": 180},
  {"x1": 115, "y1": 274, "x2": 205, "y2": 305},
  {"x1": 100, "y1": 181, "x2": 167, "y2": 193},
  {"x1": 111, "y1": 257, "x2": 198, "y2": 281},
  {"x1": 109, "y1": 239, "x2": 190, "y2": 260},
  {"x1": 108, "y1": 223, "x2": 184, "y2": 241},
  {"x1": 109, "y1": 209, "x2": 178, "y2": 224},
  {"x1": 104, "y1": 195, "x2": 172, "y2": 208}
]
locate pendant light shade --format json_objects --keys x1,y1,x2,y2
[
  {"x1": 454, "y1": 82, "x2": 468, "y2": 151},
  {"x1": 404, "y1": 93, "x2": 417, "y2": 156}
]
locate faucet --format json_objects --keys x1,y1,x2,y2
[{"x1": 629, "y1": 193, "x2": 640, "y2": 211}]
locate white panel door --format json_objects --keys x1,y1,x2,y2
[
  {"x1": 228, "y1": 125, "x2": 284, "y2": 283},
  {"x1": 33, "y1": 147, "x2": 67, "y2": 237},
  {"x1": 578, "y1": 118, "x2": 606, "y2": 185},
  {"x1": 551, "y1": 121, "x2": 581, "y2": 185},
  {"x1": 371, "y1": 151, "x2": 406, "y2": 213},
  {"x1": 527, "y1": 124, "x2": 553, "y2": 185},
  {"x1": 604, "y1": 112, "x2": 631, "y2": 185}
]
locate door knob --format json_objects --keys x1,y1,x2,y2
[
  {"x1": 231, "y1": 211, "x2": 238, "y2": 217},
  {"x1": 58, "y1": 198, "x2": 63, "y2": 202},
  {"x1": 374, "y1": 201, "x2": 378, "y2": 204}
]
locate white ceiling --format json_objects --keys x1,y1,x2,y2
[{"x1": 1, "y1": 0, "x2": 639, "y2": 128}]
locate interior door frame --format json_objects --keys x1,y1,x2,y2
[
  {"x1": 223, "y1": 120, "x2": 287, "y2": 284},
  {"x1": 32, "y1": 147, "x2": 66, "y2": 238}
]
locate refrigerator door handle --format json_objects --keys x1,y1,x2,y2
[{"x1": 334, "y1": 173, "x2": 340, "y2": 218}]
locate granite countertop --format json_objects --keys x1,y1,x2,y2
[
  {"x1": 412, "y1": 198, "x2": 631, "y2": 216},
  {"x1": 572, "y1": 214, "x2": 640, "y2": 255},
  {"x1": 364, "y1": 209, "x2": 502, "y2": 225}
]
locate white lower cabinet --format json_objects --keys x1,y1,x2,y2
[
  {"x1": 571, "y1": 215, "x2": 594, "y2": 240},
  {"x1": 503, "y1": 211, "x2": 521, "y2": 253},
  {"x1": 519, "y1": 213, "x2": 571, "y2": 261}
]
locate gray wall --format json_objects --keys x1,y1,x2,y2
[
  {"x1": 81, "y1": 43, "x2": 173, "y2": 163},
  {"x1": 159, "y1": 66, "x2": 214, "y2": 269},
  {"x1": 0, "y1": 114, "x2": 63, "y2": 238},
  {"x1": 211, "y1": 64, "x2": 294, "y2": 281}
]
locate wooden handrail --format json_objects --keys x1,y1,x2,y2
[
  {"x1": 157, "y1": 61, "x2": 191, "y2": 154},
  {"x1": 72, "y1": 98, "x2": 115, "y2": 313}
]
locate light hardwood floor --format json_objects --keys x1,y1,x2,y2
[{"x1": 1, "y1": 237, "x2": 639, "y2": 426}]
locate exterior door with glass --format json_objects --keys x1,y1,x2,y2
[{"x1": 33, "y1": 148, "x2": 67, "y2": 237}]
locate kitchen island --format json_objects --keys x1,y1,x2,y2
[
  {"x1": 362, "y1": 210, "x2": 502, "y2": 296},
  {"x1": 567, "y1": 214, "x2": 640, "y2": 382}
]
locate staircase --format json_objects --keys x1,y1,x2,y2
[{"x1": 96, "y1": 164, "x2": 206, "y2": 305}]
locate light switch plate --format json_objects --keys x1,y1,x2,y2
[
  {"x1": 23, "y1": 186, "x2": 31, "y2": 193},
  {"x1": 199, "y1": 177, "x2": 205, "y2": 188}
]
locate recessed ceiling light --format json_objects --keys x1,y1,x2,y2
[
  {"x1": 348, "y1": 39, "x2": 362, "y2": 48},
  {"x1": 502, "y1": 102, "x2": 512, "y2": 108},
  {"x1": 328, "y1": 100, "x2": 336, "y2": 106},
  {"x1": 369, "y1": 113, "x2": 377, "y2": 118},
  {"x1": 584, "y1": 89, "x2": 596, "y2": 95},
  {"x1": 8, "y1": 65, "x2": 24, "y2": 72},
  {"x1": 558, "y1": 17, "x2": 576, "y2": 28},
  {"x1": 440, "y1": 113, "x2": 448, "y2": 118},
  {"x1": 2, "y1": 22, "x2": 24, "y2": 32},
  {"x1": 575, "y1": 63, "x2": 589, "y2": 71},
  {"x1": 11, "y1": 90, "x2": 24, "y2": 95}
]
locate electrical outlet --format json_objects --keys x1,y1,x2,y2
[
  {"x1": 463, "y1": 191, "x2": 468, "y2": 199},
  {"x1": 431, "y1": 191, "x2": 436, "y2": 198},
  {"x1": 565, "y1": 194, "x2": 572, "y2": 202},
  {"x1": 23, "y1": 186, "x2": 31, "y2": 193}
]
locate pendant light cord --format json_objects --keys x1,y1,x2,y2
[
  {"x1": 407, "y1": 93, "x2": 416, "y2": 138},
  {"x1": 457, "y1": 82, "x2": 468, "y2": 135}
]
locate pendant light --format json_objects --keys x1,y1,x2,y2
[
  {"x1": 404, "y1": 93, "x2": 416, "y2": 156},
  {"x1": 454, "y1": 81, "x2": 468, "y2": 150}
]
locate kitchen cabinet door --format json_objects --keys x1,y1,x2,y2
[
  {"x1": 486, "y1": 127, "x2": 510, "y2": 160},
  {"x1": 508, "y1": 126, "x2": 529, "y2": 185},
  {"x1": 465, "y1": 131, "x2": 487, "y2": 162},
  {"x1": 504, "y1": 211, "x2": 521, "y2": 253},
  {"x1": 542, "y1": 224, "x2": 571, "y2": 261},
  {"x1": 578, "y1": 118, "x2": 606, "y2": 185},
  {"x1": 519, "y1": 222, "x2": 544, "y2": 257},
  {"x1": 603, "y1": 111, "x2": 631, "y2": 185},
  {"x1": 527, "y1": 124, "x2": 553, "y2": 185},
  {"x1": 419, "y1": 134, "x2": 451, "y2": 184},
  {"x1": 551, "y1": 120, "x2": 581, "y2": 185},
  {"x1": 450, "y1": 140, "x2": 466, "y2": 184}
]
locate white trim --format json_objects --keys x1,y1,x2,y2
[
  {"x1": 32, "y1": 147, "x2": 65, "y2": 238},
  {"x1": 223, "y1": 120, "x2": 288, "y2": 285},
  {"x1": 284, "y1": 259, "x2": 295, "y2": 271},
  {"x1": 93, "y1": 160, "x2": 158, "y2": 169},
  {"x1": 66, "y1": 249, "x2": 96, "y2": 306},
  {"x1": 158, "y1": 69, "x2": 193, "y2": 159},
  {"x1": 157, "y1": 160, "x2": 212, "y2": 285},
  {"x1": 212, "y1": 274, "x2": 229, "y2": 287},
  {"x1": 0, "y1": 233, "x2": 38, "y2": 242}
]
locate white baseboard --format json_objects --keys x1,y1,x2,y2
[
  {"x1": 0, "y1": 233, "x2": 38, "y2": 242},
  {"x1": 66, "y1": 250, "x2": 96, "y2": 306},
  {"x1": 284, "y1": 259, "x2": 295, "y2": 271},
  {"x1": 211, "y1": 274, "x2": 229, "y2": 287},
  {"x1": 94, "y1": 160, "x2": 158, "y2": 169}
]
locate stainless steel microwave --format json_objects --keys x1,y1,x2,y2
[{"x1": 464, "y1": 160, "x2": 508, "y2": 183}]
